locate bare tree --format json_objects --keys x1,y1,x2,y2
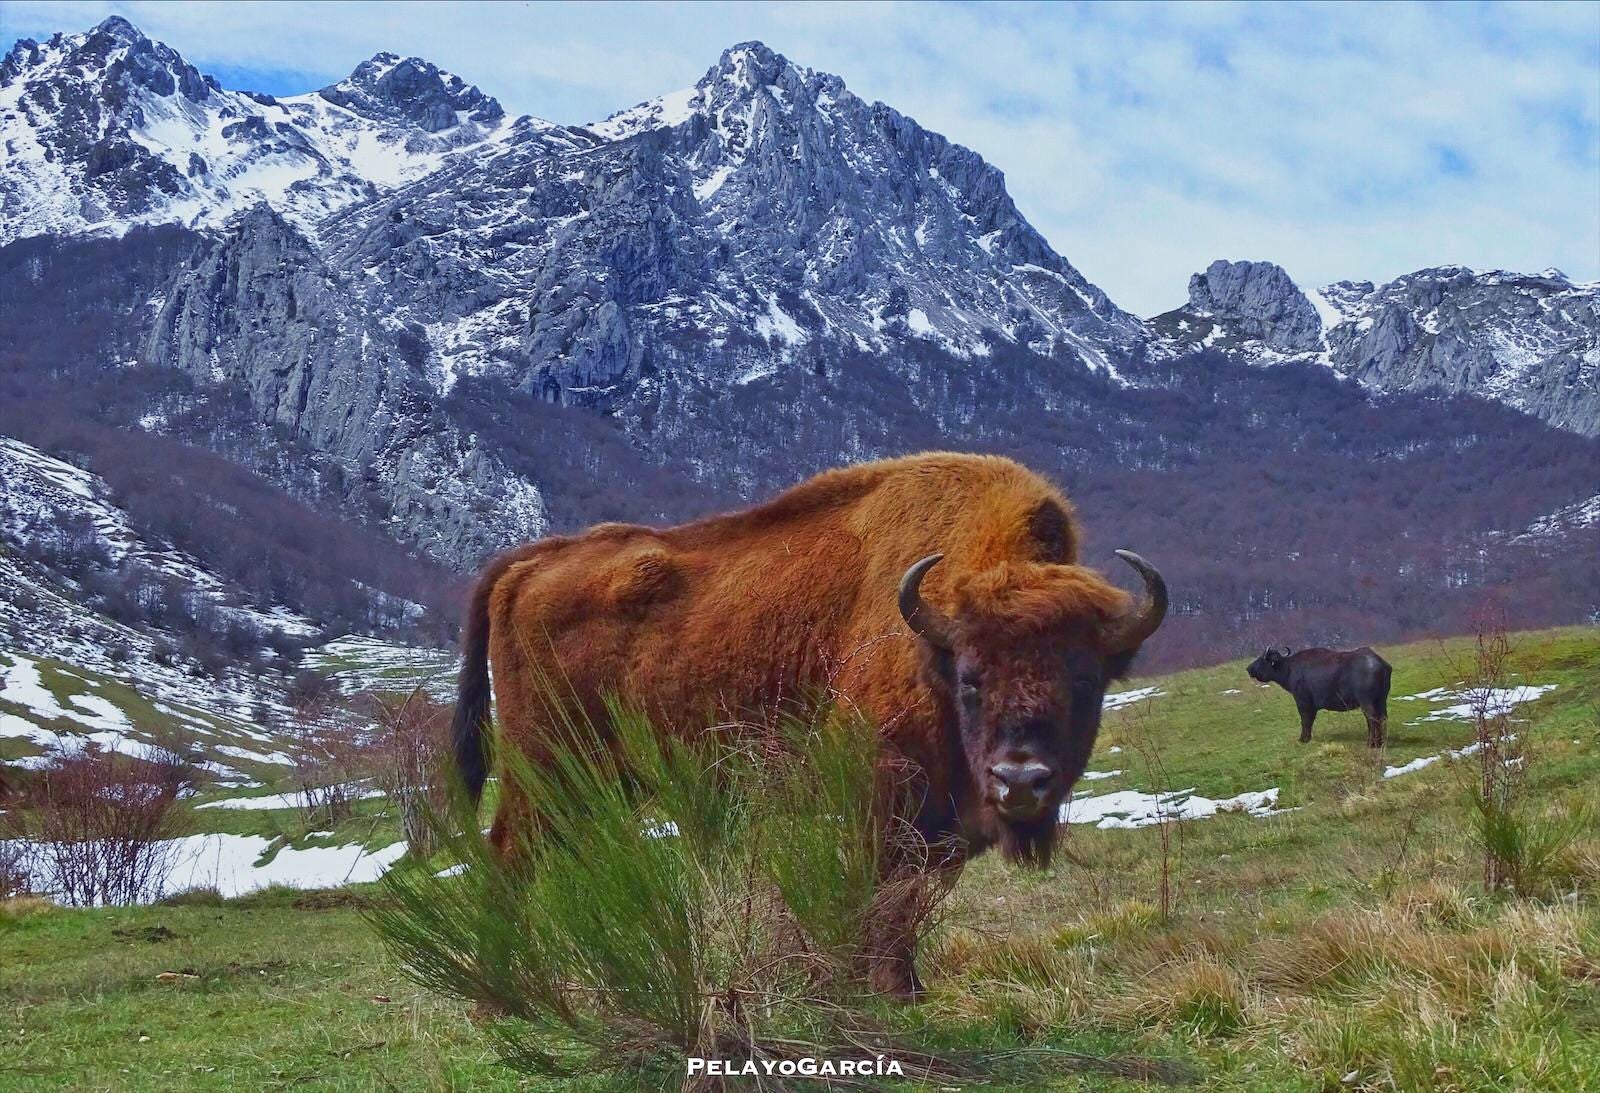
[
  {"x1": 1447, "y1": 601, "x2": 1579, "y2": 894},
  {"x1": 1122, "y1": 701, "x2": 1183, "y2": 920}
]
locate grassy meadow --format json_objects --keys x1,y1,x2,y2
[{"x1": 3, "y1": 626, "x2": 1597, "y2": 1090}]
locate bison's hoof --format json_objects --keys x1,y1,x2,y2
[
  {"x1": 468, "y1": 999, "x2": 513, "y2": 1024},
  {"x1": 869, "y1": 964, "x2": 924, "y2": 1002}
]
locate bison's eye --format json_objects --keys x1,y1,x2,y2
[
  {"x1": 958, "y1": 670, "x2": 981, "y2": 706},
  {"x1": 1071, "y1": 677, "x2": 1098, "y2": 698}
]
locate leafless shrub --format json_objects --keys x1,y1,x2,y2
[
  {"x1": 1447, "y1": 602, "x2": 1582, "y2": 894},
  {"x1": 359, "y1": 686, "x2": 451, "y2": 855},
  {"x1": 0, "y1": 806, "x2": 30, "y2": 899},
  {"x1": 1122, "y1": 701, "x2": 1183, "y2": 920},
  {"x1": 284, "y1": 690, "x2": 373, "y2": 828},
  {"x1": 15, "y1": 746, "x2": 190, "y2": 906}
]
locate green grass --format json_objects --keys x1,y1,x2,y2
[
  {"x1": 4, "y1": 626, "x2": 1598, "y2": 1090},
  {"x1": 0, "y1": 889, "x2": 523, "y2": 1091}
]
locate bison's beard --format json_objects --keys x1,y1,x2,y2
[{"x1": 995, "y1": 811, "x2": 1059, "y2": 868}]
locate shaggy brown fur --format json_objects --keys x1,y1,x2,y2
[{"x1": 453, "y1": 451, "x2": 1161, "y2": 994}]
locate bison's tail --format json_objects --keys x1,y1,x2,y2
[
  {"x1": 452, "y1": 572, "x2": 495, "y2": 803},
  {"x1": 453, "y1": 549, "x2": 529, "y2": 804}
]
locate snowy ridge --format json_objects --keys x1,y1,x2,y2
[
  {"x1": 0, "y1": 435, "x2": 317, "y2": 641},
  {"x1": 1507, "y1": 493, "x2": 1600, "y2": 544},
  {"x1": 0, "y1": 17, "x2": 520, "y2": 245}
]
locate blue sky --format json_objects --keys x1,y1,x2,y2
[{"x1": 4, "y1": 0, "x2": 1597, "y2": 315}]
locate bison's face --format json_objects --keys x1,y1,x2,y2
[
  {"x1": 948, "y1": 639, "x2": 1128, "y2": 852},
  {"x1": 899, "y1": 551, "x2": 1167, "y2": 867},
  {"x1": 1247, "y1": 647, "x2": 1289, "y2": 683}
]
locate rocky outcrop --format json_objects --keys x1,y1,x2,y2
[
  {"x1": 1185, "y1": 259, "x2": 1324, "y2": 353},
  {"x1": 1321, "y1": 268, "x2": 1599, "y2": 436},
  {"x1": 1155, "y1": 260, "x2": 1599, "y2": 436}
]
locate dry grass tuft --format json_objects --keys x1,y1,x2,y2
[
  {"x1": 0, "y1": 894, "x2": 55, "y2": 924},
  {"x1": 1100, "y1": 952, "x2": 1252, "y2": 1035},
  {"x1": 1551, "y1": 833, "x2": 1600, "y2": 891},
  {"x1": 1387, "y1": 878, "x2": 1473, "y2": 928},
  {"x1": 925, "y1": 928, "x2": 1095, "y2": 1029}
]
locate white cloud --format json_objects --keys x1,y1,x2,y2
[{"x1": 4, "y1": 0, "x2": 1596, "y2": 314}]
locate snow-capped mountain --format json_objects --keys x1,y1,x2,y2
[
  {"x1": 1152, "y1": 260, "x2": 1600, "y2": 436},
  {"x1": 312, "y1": 39, "x2": 1144, "y2": 406},
  {"x1": 0, "y1": 16, "x2": 517, "y2": 245},
  {"x1": 7, "y1": 18, "x2": 1594, "y2": 438}
]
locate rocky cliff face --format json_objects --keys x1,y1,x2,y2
[
  {"x1": 146, "y1": 205, "x2": 546, "y2": 560},
  {"x1": 1153, "y1": 260, "x2": 1599, "y2": 436},
  {"x1": 1321, "y1": 268, "x2": 1599, "y2": 436}
]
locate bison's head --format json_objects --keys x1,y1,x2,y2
[
  {"x1": 1246, "y1": 647, "x2": 1291, "y2": 684},
  {"x1": 899, "y1": 550, "x2": 1166, "y2": 866}
]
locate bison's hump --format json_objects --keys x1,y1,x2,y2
[{"x1": 608, "y1": 546, "x2": 680, "y2": 609}]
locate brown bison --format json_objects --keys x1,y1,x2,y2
[{"x1": 452, "y1": 452, "x2": 1167, "y2": 994}]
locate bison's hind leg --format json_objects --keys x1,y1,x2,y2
[{"x1": 1363, "y1": 700, "x2": 1388, "y2": 748}]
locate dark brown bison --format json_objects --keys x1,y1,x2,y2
[
  {"x1": 1247, "y1": 646, "x2": 1392, "y2": 747},
  {"x1": 452, "y1": 452, "x2": 1167, "y2": 994}
]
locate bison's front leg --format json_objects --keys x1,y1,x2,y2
[
  {"x1": 1295, "y1": 699, "x2": 1317, "y2": 744},
  {"x1": 862, "y1": 839, "x2": 964, "y2": 1000}
]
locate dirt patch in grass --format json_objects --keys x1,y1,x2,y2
[
  {"x1": 292, "y1": 889, "x2": 380, "y2": 911},
  {"x1": 112, "y1": 924, "x2": 178, "y2": 943}
]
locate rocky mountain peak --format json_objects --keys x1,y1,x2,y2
[
  {"x1": 0, "y1": 18, "x2": 512, "y2": 246},
  {"x1": 75, "y1": 14, "x2": 154, "y2": 57},
  {"x1": 319, "y1": 52, "x2": 504, "y2": 132},
  {"x1": 2, "y1": 14, "x2": 211, "y2": 103},
  {"x1": 588, "y1": 39, "x2": 830, "y2": 142},
  {"x1": 705, "y1": 40, "x2": 810, "y2": 98},
  {"x1": 1186, "y1": 259, "x2": 1324, "y2": 354}
]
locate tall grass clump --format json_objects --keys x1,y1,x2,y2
[{"x1": 369, "y1": 695, "x2": 946, "y2": 1086}]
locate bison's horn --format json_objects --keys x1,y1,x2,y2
[
  {"x1": 1106, "y1": 549, "x2": 1168, "y2": 653},
  {"x1": 899, "y1": 553, "x2": 955, "y2": 651}
]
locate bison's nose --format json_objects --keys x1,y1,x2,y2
[{"x1": 989, "y1": 759, "x2": 1057, "y2": 819}]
